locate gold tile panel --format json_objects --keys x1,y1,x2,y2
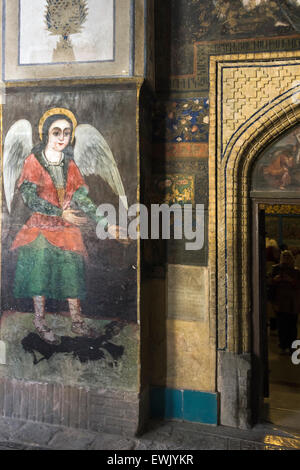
[{"x1": 222, "y1": 59, "x2": 300, "y2": 154}]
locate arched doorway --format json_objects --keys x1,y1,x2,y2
[
  {"x1": 208, "y1": 52, "x2": 300, "y2": 428},
  {"x1": 251, "y1": 126, "x2": 300, "y2": 430}
]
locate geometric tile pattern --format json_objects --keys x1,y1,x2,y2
[{"x1": 222, "y1": 61, "x2": 300, "y2": 157}]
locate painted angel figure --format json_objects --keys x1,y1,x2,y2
[{"x1": 4, "y1": 108, "x2": 128, "y2": 345}]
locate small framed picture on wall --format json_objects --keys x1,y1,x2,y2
[{"x1": 2, "y1": 0, "x2": 138, "y2": 81}]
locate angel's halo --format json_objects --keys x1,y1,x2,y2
[{"x1": 38, "y1": 108, "x2": 77, "y2": 143}]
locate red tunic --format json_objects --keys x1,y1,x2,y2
[{"x1": 11, "y1": 154, "x2": 88, "y2": 256}]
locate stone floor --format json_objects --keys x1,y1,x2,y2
[
  {"x1": 263, "y1": 317, "x2": 300, "y2": 432},
  {"x1": 1, "y1": 416, "x2": 300, "y2": 450}
]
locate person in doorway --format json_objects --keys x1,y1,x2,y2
[
  {"x1": 265, "y1": 238, "x2": 280, "y2": 332},
  {"x1": 271, "y1": 250, "x2": 300, "y2": 355}
]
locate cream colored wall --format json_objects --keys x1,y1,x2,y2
[{"x1": 148, "y1": 265, "x2": 216, "y2": 392}]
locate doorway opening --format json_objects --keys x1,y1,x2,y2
[{"x1": 254, "y1": 202, "x2": 300, "y2": 432}]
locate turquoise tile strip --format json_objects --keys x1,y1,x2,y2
[
  {"x1": 150, "y1": 387, "x2": 218, "y2": 425},
  {"x1": 183, "y1": 389, "x2": 218, "y2": 424},
  {"x1": 150, "y1": 387, "x2": 183, "y2": 420}
]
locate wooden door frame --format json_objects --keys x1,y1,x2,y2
[{"x1": 251, "y1": 196, "x2": 300, "y2": 423}]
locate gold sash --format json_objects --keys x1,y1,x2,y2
[{"x1": 57, "y1": 188, "x2": 65, "y2": 208}]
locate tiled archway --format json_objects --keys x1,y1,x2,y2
[{"x1": 209, "y1": 52, "x2": 300, "y2": 427}]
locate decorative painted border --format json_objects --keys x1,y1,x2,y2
[
  {"x1": 167, "y1": 35, "x2": 300, "y2": 93},
  {"x1": 261, "y1": 204, "x2": 300, "y2": 215},
  {"x1": 153, "y1": 143, "x2": 208, "y2": 159}
]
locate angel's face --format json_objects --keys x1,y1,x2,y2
[{"x1": 46, "y1": 119, "x2": 72, "y2": 153}]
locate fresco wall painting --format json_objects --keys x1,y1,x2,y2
[
  {"x1": 156, "y1": 0, "x2": 300, "y2": 91},
  {"x1": 252, "y1": 125, "x2": 300, "y2": 193},
  {"x1": 0, "y1": 83, "x2": 140, "y2": 393}
]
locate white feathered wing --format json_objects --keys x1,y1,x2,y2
[
  {"x1": 4, "y1": 120, "x2": 33, "y2": 213},
  {"x1": 74, "y1": 124, "x2": 128, "y2": 210}
]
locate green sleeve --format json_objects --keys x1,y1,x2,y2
[
  {"x1": 72, "y1": 186, "x2": 108, "y2": 227},
  {"x1": 20, "y1": 180, "x2": 63, "y2": 217}
]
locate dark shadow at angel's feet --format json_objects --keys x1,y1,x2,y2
[{"x1": 21, "y1": 321, "x2": 126, "y2": 365}]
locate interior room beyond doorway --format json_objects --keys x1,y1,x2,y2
[{"x1": 263, "y1": 204, "x2": 300, "y2": 432}]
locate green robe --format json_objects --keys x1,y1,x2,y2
[{"x1": 13, "y1": 153, "x2": 107, "y2": 300}]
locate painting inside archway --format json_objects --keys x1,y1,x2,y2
[{"x1": 252, "y1": 125, "x2": 300, "y2": 192}]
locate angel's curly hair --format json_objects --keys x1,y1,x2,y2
[{"x1": 32, "y1": 114, "x2": 74, "y2": 156}]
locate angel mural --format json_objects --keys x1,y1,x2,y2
[{"x1": 4, "y1": 108, "x2": 128, "y2": 345}]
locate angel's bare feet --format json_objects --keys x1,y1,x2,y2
[
  {"x1": 71, "y1": 321, "x2": 97, "y2": 337},
  {"x1": 34, "y1": 316, "x2": 60, "y2": 345},
  {"x1": 33, "y1": 296, "x2": 60, "y2": 345}
]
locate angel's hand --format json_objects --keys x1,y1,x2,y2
[
  {"x1": 108, "y1": 225, "x2": 131, "y2": 245},
  {"x1": 62, "y1": 209, "x2": 88, "y2": 226}
]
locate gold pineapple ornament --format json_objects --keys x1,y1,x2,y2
[{"x1": 45, "y1": 0, "x2": 89, "y2": 62}]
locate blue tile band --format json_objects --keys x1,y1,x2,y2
[{"x1": 150, "y1": 387, "x2": 218, "y2": 425}]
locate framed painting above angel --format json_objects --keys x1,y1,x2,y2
[
  {"x1": 19, "y1": 0, "x2": 114, "y2": 65},
  {"x1": 3, "y1": 0, "x2": 137, "y2": 81},
  {"x1": 2, "y1": 103, "x2": 133, "y2": 345}
]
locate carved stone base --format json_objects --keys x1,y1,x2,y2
[
  {"x1": 218, "y1": 351, "x2": 252, "y2": 429},
  {"x1": 0, "y1": 377, "x2": 148, "y2": 436}
]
